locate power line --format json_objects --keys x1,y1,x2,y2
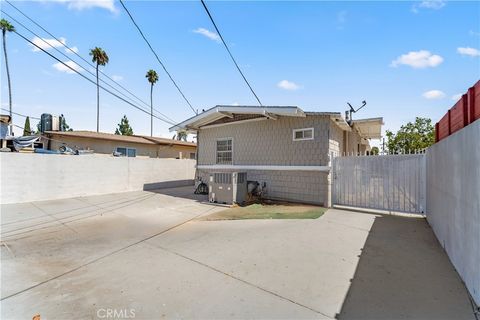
[
  {"x1": 9, "y1": 27, "x2": 176, "y2": 126},
  {"x1": 200, "y1": 0, "x2": 262, "y2": 106},
  {"x1": 2, "y1": 3, "x2": 176, "y2": 124},
  {"x1": 1, "y1": 108, "x2": 40, "y2": 120},
  {"x1": 118, "y1": 0, "x2": 198, "y2": 115}
]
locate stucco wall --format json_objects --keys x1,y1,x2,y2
[
  {"x1": 198, "y1": 115, "x2": 331, "y2": 166},
  {"x1": 426, "y1": 120, "x2": 480, "y2": 305},
  {"x1": 48, "y1": 136, "x2": 196, "y2": 159},
  {"x1": 0, "y1": 153, "x2": 196, "y2": 204}
]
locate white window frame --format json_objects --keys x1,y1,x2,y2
[
  {"x1": 216, "y1": 137, "x2": 233, "y2": 165},
  {"x1": 116, "y1": 146, "x2": 137, "y2": 157},
  {"x1": 292, "y1": 127, "x2": 314, "y2": 141}
]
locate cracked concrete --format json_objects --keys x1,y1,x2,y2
[{"x1": 1, "y1": 187, "x2": 475, "y2": 319}]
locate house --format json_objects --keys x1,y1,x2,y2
[
  {"x1": 43, "y1": 130, "x2": 196, "y2": 159},
  {"x1": 170, "y1": 105, "x2": 383, "y2": 206}
]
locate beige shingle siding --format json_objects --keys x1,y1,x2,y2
[
  {"x1": 329, "y1": 119, "x2": 344, "y2": 158},
  {"x1": 198, "y1": 115, "x2": 331, "y2": 166},
  {"x1": 197, "y1": 114, "x2": 366, "y2": 205},
  {"x1": 198, "y1": 169, "x2": 329, "y2": 206}
]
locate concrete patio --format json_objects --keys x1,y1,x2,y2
[{"x1": 0, "y1": 186, "x2": 475, "y2": 319}]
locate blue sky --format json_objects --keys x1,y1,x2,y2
[{"x1": 1, "y1": 0, "x2": 479, "y2": 141}]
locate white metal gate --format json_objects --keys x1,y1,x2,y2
[{"x1": 332, "y1": 155, "x2": 426, "y2": 214}]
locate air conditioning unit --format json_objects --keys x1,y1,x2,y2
[{"x1": 209, "y1": 172, "x2": 247, "y2": 205}]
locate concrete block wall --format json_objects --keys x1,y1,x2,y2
[
  {"x1": 426, "y1": 120, "x2": 480, "y2": 305},
  {"x1": 0, "y1": 153, "x2": 196, "y2": 204},
  {"x1": 198, "y1": 169, "x2": 329, "y2": 206}
]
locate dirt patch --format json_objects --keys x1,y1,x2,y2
[{"x1": 201, "y1": 202, "x2": 327, "y2": 220}]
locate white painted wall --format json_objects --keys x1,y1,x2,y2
[
  {"x1": 0, "y1": 153, "x2": 196, "y2": 204},
  {"x1": 426, "y1": 120, "x2": 480, "y2": 305}
]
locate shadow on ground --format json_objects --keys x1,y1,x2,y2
[
  {"x1": 337, "y1": 214, "x2": 475, "y2": 320},
  {"x1": 145, "y1": 185, "x2": 208, "y2": 202}
]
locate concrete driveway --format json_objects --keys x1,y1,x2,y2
[{"x1": 1, "y1": 187, "x2": 475, "y2": 319}]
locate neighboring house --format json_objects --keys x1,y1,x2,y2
[
  {"x1": 44, "y1": 131, "x2": 196, "y2": 159},
  {"x1": 171, "y1": 105, "x2": 383, "y2": 206}
]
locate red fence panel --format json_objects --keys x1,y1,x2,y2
[
  {"x1": 472, "y1": 80, "x2": 480, "y2": 122},
  {"x1": 437, "y1": 112, "x2": 450, "y2": 141},
  {"x1": 449, "y1": 94, "x2": 468, "y2": 134},
  {"x1": 434, "y1": 80, "x2": 479, "y2": 143}
]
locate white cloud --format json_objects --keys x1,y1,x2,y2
[
  {"x1": 52, "y1": 60, "x2": 83, "y2": 74},
  {"x1": 65, "y1": 46, "x2": 79, "y2": 54},
  {"x1": 31, "y1": 36, "x2": 66, "y2": 52},
  {"x1": 193, "y1": 28, "x2": 220, "y2": 42},
  {"x1": 46, "y1": 0, "x2": 117, "y2": 13},
  {"x1": 391, "y1": 50, "x2": 443, "y2": 68},
  {"x1": 451, "y1": 93, "x2": 463, "y2": 101},
  {"x1": 469, "y1": 30, "x2": 480, "y2": 37},
  {"x1": 457, "y1": 47, "x2": 480, "y2": 57},
  {"x1": 336, "y1": 10, "x2": 347, "y2": 29},
  {"x1": 111, "y1": 75, "x2": 123, "y2": 81},
  {"x1": 412, "y1": 0, "x2": 446, "y2": 13},
  {"x1": 277, "y1": 80, "x2": 301, "y2": 91},
  {"x1": 422, "y1": 90, "x2": 445, "y2": 99}
]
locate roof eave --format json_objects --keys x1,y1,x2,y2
[{"x1": 169, "y1": 106, "x2": 306, "y2": 132}]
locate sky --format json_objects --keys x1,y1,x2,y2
[{"x1": 1, "y1": 0, "x2": 479, "y2": 142}]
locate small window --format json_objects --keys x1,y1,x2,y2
[
  {"x1": 127, "y1": 148, "x2": 136, "y2": 157},
  {"x1": 293, "y1": 128, "x2": 314, "y2": 141},
  {"x1": 116, "y1": 147, "x2": 136, "y2": 157},
  {"x1": 216, "y1": 138, "x2": 233, "y2": 164},
  {"x1": 190, "y1": 152, "x2": 196, "y2": 160}
]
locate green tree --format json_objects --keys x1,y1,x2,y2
[
  {"x1": 385, "y1": 117, "x2": 435, "y2": 154},
  {"x1": 23, "y1": 116, "x2": 31, "y2": 136},
  {"x1": 115, "y1": 115, "x2": 133, "y2": 136},
  {"x1": 1, "y1": 19, "x2": 15, "y2": 133},
  {"x1": 60, "y1": 114, "x2": 73, "y2": 131},
  {"x1": 176, "y1": 130, "x2": 188, "y2": 141},
  {"x1": 145, "y1": 69, "x2": 159, "y2": 137},
  {"x1": 89, "y1": 47, "x2": 109, "y2": 132},
  {"x1": 370, "y1": 146, "x2": 379, "y2": 155}
]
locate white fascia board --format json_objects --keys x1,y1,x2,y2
[
  {"x1": 197, "y1": 164, "x2": 331, "y2": 172},
  {"x1": 352, "y1": 117, "x2": 384, "y2": 125},
  {"x1": 200, "y1": 117, "x2": 268, "y2": 130},
  {"x1": 170, "y1": 106, "x2": 306, "y2": 132},
  {"x1": 217, "y1": 106, "x2": 305, "y2": 117}
]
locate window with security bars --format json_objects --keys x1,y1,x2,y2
[{"x1": 216, "y1": 138, "x2": 232, "y2": 164}]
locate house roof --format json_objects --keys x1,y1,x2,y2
[
  {"x1": 169, "y1": 105, "x2": 383, "y2": 140},
  {"x1": 169, "y1": 105, "x2": 306, "y2": 132},
  {"x1": 351, "y1": 117, "x2": 384, "y2": 140},
  {"x1": 44, "y1": 130, "x2": 196, "y2": 147},
  {"x1": 0, "y1": 114, "x2": 12, "y2": 124}
]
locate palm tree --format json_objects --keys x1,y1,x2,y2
[
  {"x1": 1, "y1": 19, "x2": 15, "y2": 134},
  {"x1": 89, "y1": 47, "x2": 109, "y2": 132},
  {"x1": 145, "y1": 69, "x2": 158, "y2": 137},
  {"x1": 177, "y1": 130, "x2": 188, "y2": 141}
]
